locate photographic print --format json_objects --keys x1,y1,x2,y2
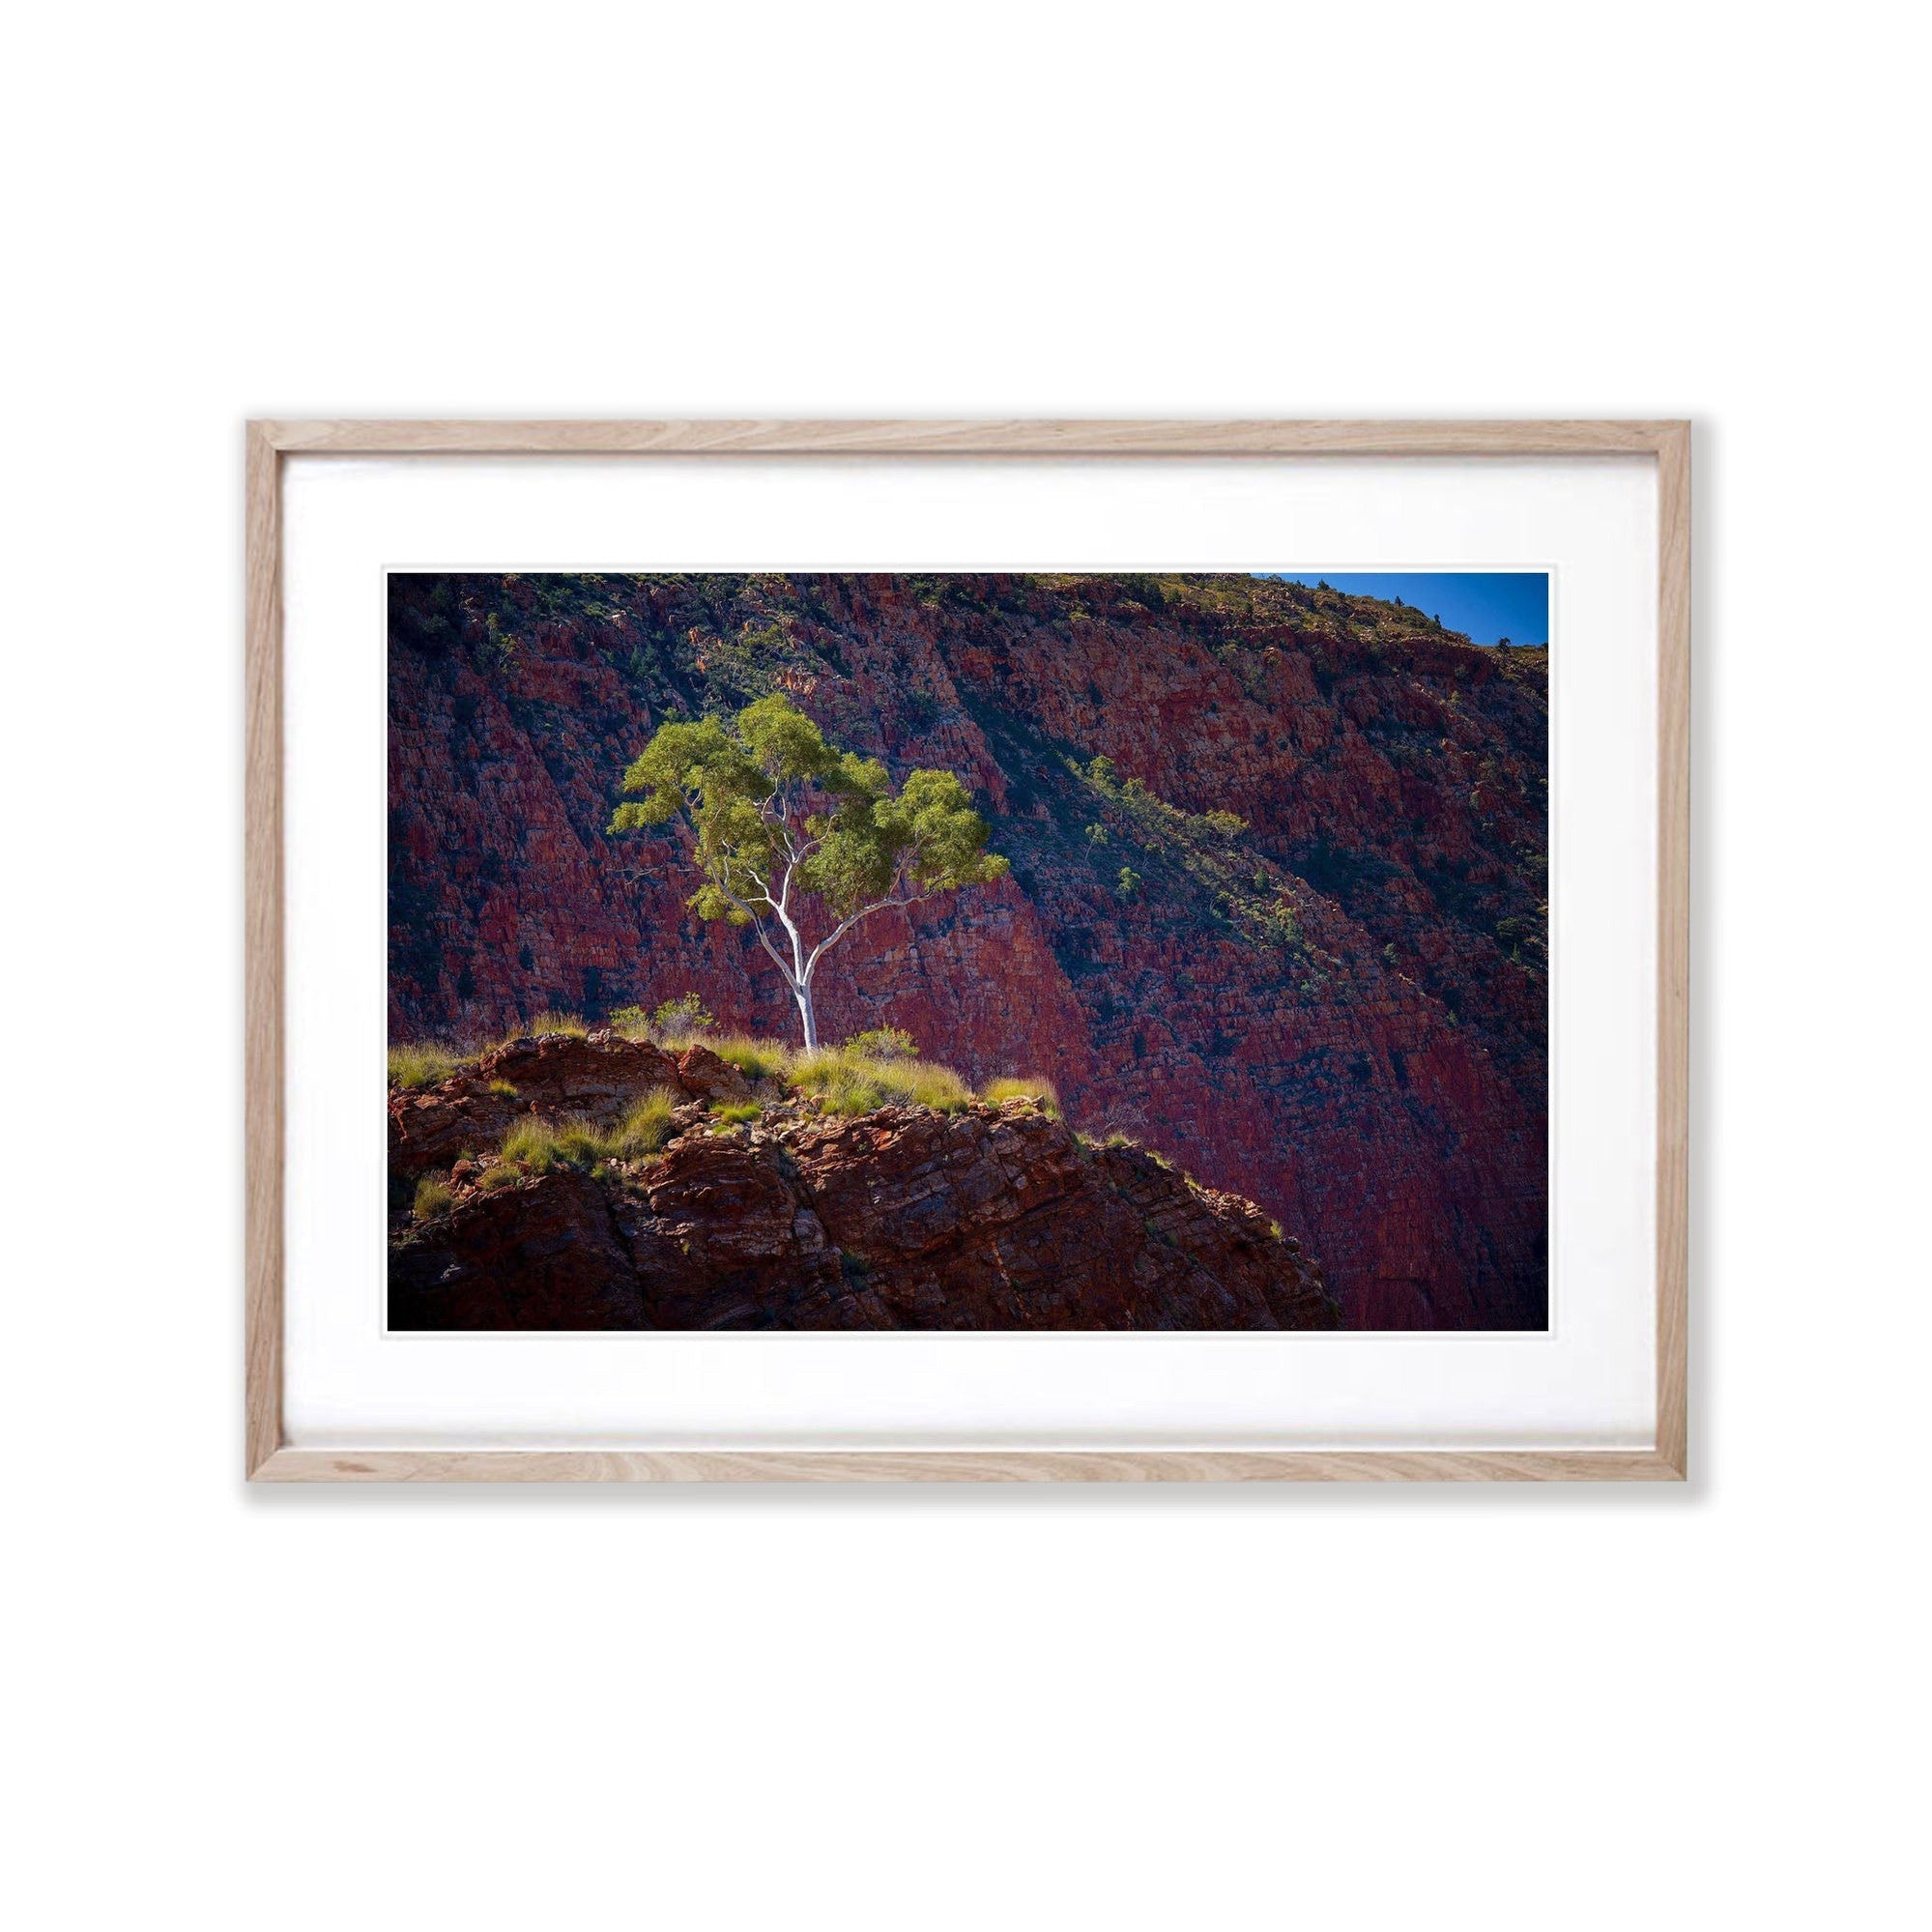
[{"x1": 388, "y1": 570, "x2": 1548, "y2": 1333}]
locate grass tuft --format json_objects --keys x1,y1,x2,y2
[
  {"x1": 412, "y1": 1177, "x2": 453, "y2": 1221},
  {"x1": 495, "y1": 1090, "x2": 681, "y2": 1172},
  {"x1": 476, "y1": 1163, "x2": 521, "y2": 1192},
  {"x1": 982, "y1": 1076, "x2": 1060, "y2": 1117},
  {"x1": 389, "y1": 1043, "x2": 462, "y2": 1090},
  {"x1": 1099, "y1": 1128, "x2": 1180, "y2": 1175},
  {"x1": 608, "y1": 1089, "x2": 679, "y2": 1159},
  {"x1": 786, "y1": 1045, "x2": 972, "y2": 1116},
  {"x1": 527, "y1": 1010, "x2": 589, "y2": 1038},
  {"x1": 711, "y1": 1101, "x2": 763, "y2": 1126},
  {"x1": 500, "y1": 1114, "x2": 578, "y2": 1172},
  {"x1": 711, "y1": 1035, "x2": 793, "y2": 1081}
]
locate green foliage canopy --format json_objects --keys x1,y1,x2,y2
[{"x1": 607, "y1": 694, "x2": 1006, "y2": 1046}]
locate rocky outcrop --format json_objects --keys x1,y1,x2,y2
[
  {"x1": 389, "y1": 572, "x2": 1547, "y2": 1327},
  {"x1": 389, "y1": 1045, "x2": 1339, "y2": 1332},
  {"x1": 389, "y1": 1030, "x2": 748, "y2": 1174}
]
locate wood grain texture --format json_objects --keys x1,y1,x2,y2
[
  {"x1": 1655, "y1": 422, "x2": 1692, "y2": 1477},
  {"x1": 245, "y1": 423, "x2": 284, "y2": 1478},
  {"x1": 244, "y1": 418, "x2": 1690, "y2": 1484},
  {"x1": 258, "y1": 418, "x2": 1684, "y2": 458},
  {"x1": 252, "y1": 1448, "x2": 1685, "y2": 1484}
]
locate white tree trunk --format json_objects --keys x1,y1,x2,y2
[{"x1": 793, "y1": 974, "x2": 820, "y2": 1052}]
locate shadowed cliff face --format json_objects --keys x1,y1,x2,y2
[
  {"x1": 389, "y1": 1035, "x2": 1340, "y2": 1334},
  {"x1": 388, "y1": 571, "x2": 1548, "y2": 1329}
]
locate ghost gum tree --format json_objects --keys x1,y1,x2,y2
[{"x1": 608, "y1": 694, "x2": 1008, "y2": 1051}]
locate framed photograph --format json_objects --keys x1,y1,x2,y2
[{"x1": 246, "y1": 419, "x2": 1687, "y2": 1482}]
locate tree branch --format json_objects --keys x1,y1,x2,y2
[
  {"x1": 769, "y1": 852, "x2": 808, "y2": 980},
  {"x1": 804, "y1": 892, "x2": 925, "y2": 979},
  {"x1": 717, "y1": 881, "x2": 799, "y2": 989}
]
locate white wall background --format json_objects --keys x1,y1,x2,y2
[{"x1": 6, "y1": 4, "x2": 1926, "y2": 1928}]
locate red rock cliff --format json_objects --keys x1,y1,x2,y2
[
  {"x1": 389, "y1": 572, "x2": 1547, "y2": 1328},
  {"x1": 389, "y1": 1035, "x2": 1339, "y2": 1333}
]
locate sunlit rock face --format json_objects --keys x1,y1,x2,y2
[{"x1": 389, "y1": 572, "x2": 1547, "y2": 1329}]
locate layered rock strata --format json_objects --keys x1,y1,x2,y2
[{"x1": 389, "y1": 1037, "x2": 1339, "y2": 1332}]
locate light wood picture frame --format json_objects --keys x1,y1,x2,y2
[{"x1": 245, "y1": 418, "x2": 1689, "y2": 1483}]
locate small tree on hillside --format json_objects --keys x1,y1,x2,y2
[{"x1": 608, "y1": 694, "x2": 1007, "y2": 1050}]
